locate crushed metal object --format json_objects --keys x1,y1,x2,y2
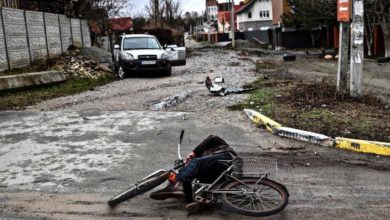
[{"x1": 205, "y1": 76, "x2": 252, "y2": 96}]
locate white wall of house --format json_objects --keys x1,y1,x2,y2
[
  {"x1": 237, "y1": 0, "x2": 273, "y2": 31},
  {"x1": 207, "y1": 6, "x2": 218, "y2": 22}
]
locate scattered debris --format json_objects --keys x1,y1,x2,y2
[
  {"x1": 214, "y1": 77, "x2": 224, "y2": 83},
  {"x1": 152, "y1": 91, "x2": 190, "y2": 110},
  {"x1": 58, "y1": 48, "x2": 112, "y2": 79},
  {"x1": 283, "y1": 53, "x2": 296, "y2": 61},
  {"x1": 205, "y1": 76, "x2": 253, "y2": 96},
  {"x1": 274, "y1": 127, "x2": 334, "y2": 146},
  {"x1": 324, "y1": 54, "x2": 334, "y2": 59},
  {"x1": 377, "y1": 57, "x2": 390, "y2": 64}
]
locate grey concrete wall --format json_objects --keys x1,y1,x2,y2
[
  {"x1": 0, "y1": 7, "x2": 91, "y2": 71},
  {"x1": 44, "y1": 13, "x2": 61, "y2": 57},
  {"x1": 59, "y1": 15, "x2": 71, "y2": 52},
  {"x1": 81, "y1": 20, "x2": 91, "y2": 47},
  {"x1": 0, "y1": 9, "x2": 8, "y2": 71},
  {"x1": 2, "y1": 8, "x2": 30, "y2": 69},
  {"x1": 71, "y1": 18, "x2": 82, "y2": 46},
  {"x1": 238, "y1": 21, "x2": 273, "y2": 32},
  {"x1": 26, "y1": 11, "x2": 47, "y2": 61}
]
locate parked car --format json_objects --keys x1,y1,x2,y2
[
  {"x1": 165, "y1": 44, "x2": 186, "y2": 66},
  {"x1": 113, "y1": 34, "x2": 186, "y2": 78}
]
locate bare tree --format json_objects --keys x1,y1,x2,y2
[
  {"x1": 377, "y1": 0, "x2": 390, "y2": 57},
  {"x1": 364, "y1": 0, "x2": 390, "y2": 57},
  {"x1": 145, "y1": 0, "x2": 164, "y2": 26},
  {"x1": 145, "y1": 0, "x2": 182, "y2": 28}
]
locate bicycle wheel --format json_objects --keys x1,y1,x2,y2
[
  {"x1": 221, "y1": 178, "x2": 288, "y2": 216},
  {"x1": 108, "y1": 171, "x2": 167, "y2": 207}
]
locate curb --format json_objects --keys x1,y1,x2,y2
[
  {"x1": 335, "y1": 138, "x2": 390, "y2": 156},
  {"x1": 244, "y1": 109, "x2": 390, "y2": 157},
  {"x1": 0, "y1": 71, "x2": 66, "y2": 91}
]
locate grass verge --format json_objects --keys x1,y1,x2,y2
[
  {"x1": 229, "y1": 63, "x2": 390, "y2": 142},
  {"x1": 0, "y1": 74, "x2": 116, "y2": 110}
]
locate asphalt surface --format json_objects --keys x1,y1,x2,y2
[{"x1": 1, "y1": 44, "x2": 390, "y2": 219}]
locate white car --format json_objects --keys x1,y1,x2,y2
[{"x1": 113, "y1": 34, "x2": 185, "y2": 78}]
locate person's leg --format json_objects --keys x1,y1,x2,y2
[{"x1": 177, "y1": 153, "x2": 233, "y2": 202}]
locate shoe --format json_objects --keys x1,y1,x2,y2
[
  {"x1": 149, "y1": 182, "x2": 185, "y2": 200},
  {"x1": 185, "y1": 202, "x2": 212, "y2": 215},
  {"x1": 185, "y1": 202, "x2": 201, "y2": 214}
]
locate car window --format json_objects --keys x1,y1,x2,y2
[
  {"x1": 123, "y1": 37, "x2": 161, "y2": 50},
  {"x1": 116, "y1": 37, "x2": 122, "y2": 48}
]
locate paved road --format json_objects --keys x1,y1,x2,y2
[
  {"x1": 1, "y1": 46, "x2": 390, "y2": 219},
  {"x1": 0, "y1": 111, "x2": 389, "y2": 219}
]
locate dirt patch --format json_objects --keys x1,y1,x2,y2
[{"x1": 229, "y1": 74, "x2": 390, "y2": 142}]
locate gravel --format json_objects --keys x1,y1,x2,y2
[{"x1": 27, "y1": 48, "x2": 260, "y2": 117}]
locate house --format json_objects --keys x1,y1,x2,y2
[
  {"x1": 236, "y1": 0, "x2": 289, "y2": 31},
  {"x1": 206, "y1": 0, "x2": 218, "y2": 22},
  {"x1": 217, "y1": 1, "x2": 245, "y2": 33}
]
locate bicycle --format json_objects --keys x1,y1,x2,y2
[{"x1": 108, "y1": 130, "x2": 289, "y2": 216}]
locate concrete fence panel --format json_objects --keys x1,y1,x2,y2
[
  {"x1": 71, "y1": 18, "x2": 82, "y2": 47},
  {"x1": 81, "y1": 19, "x2": 91, "y2": 47},
  {"x1": 0, "y1": 9, "x2": 8, "y2": 71},
  {"x1": 2, "y1": 8, "x2": 30, "y2": 69},
  {"x1": 44, "y1": 13, "x2": 61, "y2": 58},
  {"x1": 0, "y1": 7, "x2": 91, "y2": 71},
  {"x1": 25, "y1": 11, "x2": 47, "y2": 61},
  {"x1": 59, "y1": 15, "x2": 71, "y2": 52}
]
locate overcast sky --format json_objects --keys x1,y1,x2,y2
[{"x1": 124, "y1": 0, "x2": 230, "y2": 16}]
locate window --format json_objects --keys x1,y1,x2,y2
[
  {"x1": 123, "y1": 37, "x2": 161, "y2": 50},
  {"x1": 259, "y1": 10, "x2": 270, "y2": 18},
  {"x1": 248, "y1": 12, "x2": 252, "y2": 19}
]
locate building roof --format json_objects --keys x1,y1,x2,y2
[
  {"x1": 236, "y1": 0, "x2": 256, "y2": 14},
  {"x1": 109, "y1": 17, "x2": 133, "y2": 31}
]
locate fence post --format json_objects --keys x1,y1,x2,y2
[
  {"x1": 24, "y1": 10, "x2": 32, "y2": 64},
  {"x1": 0, "y1": 8, "x2": 11, "y2": 70},
  {"x1": 58, "y1": 14, "x2": 63, "y2": 54},
  {"x1": 43, "y1": 12, "x2": 49, "y2": 58},
  {"x1": 79, "y1": 19, "x2": 84, "y2": 47},
  {"x1": 70, "y1": 18, "x2": 74, "y2": 45}
]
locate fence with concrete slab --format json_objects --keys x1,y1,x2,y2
[{"x1": 0, "y1": 7, "x2": 91, "y2": 71}]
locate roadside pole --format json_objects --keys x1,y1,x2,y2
[
  {"x1": 230, "y1": 0, "x2": 235, "y2": 48},
  {"x1": 350, "y1": 0, "x2": 364, "y2": 98},
  {"x1": 336, "y1": 0, "x2": 351, "y2": 95}
]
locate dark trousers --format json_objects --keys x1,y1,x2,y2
[{"x1": 176, "y1": 153, "x2": 233, "y2": 202}]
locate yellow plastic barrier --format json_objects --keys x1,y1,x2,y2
[
  {"x1": 335, "y1": 138, "x2": 390, "y2": 156},
  {"x1": 244, "y1": 109, "x2": 282, "y2": 132}
]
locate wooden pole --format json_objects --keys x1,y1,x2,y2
[{"x1": 350, "y1": 0, "x2": 364, "y2": 98}]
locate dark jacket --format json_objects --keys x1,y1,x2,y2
[{"x1": 193, "y1": 135, "x2": 236, "y2": 157}]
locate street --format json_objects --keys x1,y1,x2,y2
[{"x1": 1, "y1": 48, "x2": 390, "y2": 219}]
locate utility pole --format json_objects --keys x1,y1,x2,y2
[
  {"x1": 230, "y1": 0, "x2": 235, "y2": 48},
  {"x1": 350, "y1": 0, "x2": 364, "y2": 98},
  {"x1": 336, "y1": 0, "x2": 351, "y2": 95}
]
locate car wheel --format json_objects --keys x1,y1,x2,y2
[
  {"x1": 165, "y1": 65, "x2": 172, "y2": 77},
  {"x1": 117, "y1": 65, "x2": 126, "y2": 79}
]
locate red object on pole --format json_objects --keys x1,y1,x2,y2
[{"x1": 337, "y1": 0, "x2": 351, "y2": 22}]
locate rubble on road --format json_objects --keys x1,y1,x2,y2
[
  {"x1": 152, "y1": 91, "x2": 191, "y2": 110},
  {"x1": 205, "y1": 76, "x2": 253, "y2": 96},
  {"x1": 56, "y1": 46, "x2": 113, "y2": 79}
]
